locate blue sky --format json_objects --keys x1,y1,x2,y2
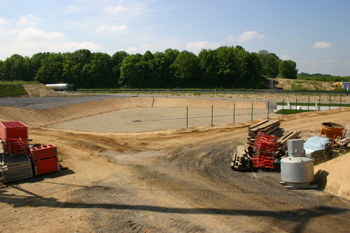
[{"x1": 0, "y1": 0, "x2": 349, "y2": 76}]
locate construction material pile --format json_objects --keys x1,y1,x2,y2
[
  {"x1": 231, "y1": 119, "x2": 300, "y2": 171},
  {"x1": 0, "y1": 121, "x2": 60, "y2": 183}
]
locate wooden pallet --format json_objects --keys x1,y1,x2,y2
[{"x1": 0, "y1": 153, "x2": 33, "y2": 183}]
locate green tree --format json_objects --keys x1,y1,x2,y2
[
  {"x1": 215, "y1": 46, "x2": 238, "y2": 87},
  {"x1": 119, "y1": 54, "x2": 143, "y2": 87},
  {"x1": 111, "y1": 51, "x2": 128, "y2": 87},
  {"x1": 0, "y1": 60, "x2": 4, "y2": 80},
  {"x1": 279, "y1": 60, "x2": 298, "y2": 79},
  {"x1": 2, "y1": 54, "x2": 28, "y2": 81},
  {"x1": 62, "y1": 49, "x2": 91, "y2": 88},
  {"x1": 84, "y1": 53, "x2": 112, "y2": 88},
  {"x1": 35, "y1": 53, "x2": 64, "y2": 84},
  {"x1": 198, "y1": 49, "x2": 219, "y2": 87},
  {"x1": 171, "y1": 50, "x2": 200, "y2": 87},
  {"x1": 258, "y1": 50, "x2": 280, "y2": 78}
]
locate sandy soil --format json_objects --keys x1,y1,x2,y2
[
  {"x1": 22, "y1": 84, "x2": 58, "y2": 97},
  {"x1": 0, "y1": 90, "x2": 350, "y2": 232}
]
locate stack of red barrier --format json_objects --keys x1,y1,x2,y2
[
  {"x1": 0, "y1": 121, "x2": 29, "y2": 154},
  {"x1": 29, "y1": 144, "x2": 60, "y2": 175},
  {"x1": 253, "y1": 131, "x2": 279, "y2": 169},
  {"x1": 4, "y1": 138, "x2": 29, "y2": 154}
]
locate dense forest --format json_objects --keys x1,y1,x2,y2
[{"x1": 0, "y1": 46, "x2": 298, "y2": 89}]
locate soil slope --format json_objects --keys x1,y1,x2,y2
[{"x1": 0, "y1": 96, "x2": 349, "y2": 233}]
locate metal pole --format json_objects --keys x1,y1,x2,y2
[
  {"x1": 267, "y1": 100, "x2": 270, "y2": 119},
  {"x1": 319, "y1": 95, "x2": 321, "y2": 111},
  {"x1": 308, "y1": 96, "x2": 310, "y2": 111},
  {"x1": 329, "y1": 95, "x2": 331, "y2": 110},
  {"x1": 295, "y1": 98, "x2": 297, "y2": 114},
  {"x1": 251, "y1": 103, "x2": 254, "y2": 121},
  {"x1": 211, "y1": 105, "x2": 214, "y2": 126},
  {"x1": 340, "y1": 95, "x2": 342, "y2": 109},
  {"x1": 186, "y1": 106, "x2": 188, "y2": 128},
  {"x1": 233, "y1": 104, "x2": 236, "y2": 124},
  {"x1": 282, "y1": 99, "x2": 284, "y2": 116}
]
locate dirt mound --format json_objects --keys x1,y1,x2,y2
[
  {"x1": 273, "y1": 78, "x2": 333, "y2": 91},
  {"x1": 315, "y1": 153, "x2": 350, "y2": 200},
  {"x1": 0, "y1": 97, "x2": 267, "y2": 126},
  {"x1": 22, "y1": 84, "x2": 58, "y2": 97}
]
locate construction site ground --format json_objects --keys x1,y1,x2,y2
[{"x1": 1, "y1": 91, "x2": 350, "y2": 232}]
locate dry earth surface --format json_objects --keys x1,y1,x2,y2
[{"x1": 0, "y1": 85, "x2": 350, "y2": 232}]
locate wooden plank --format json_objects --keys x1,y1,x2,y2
[{"x1": 248, "y1": 119, "x2": 269, "y2": 130}]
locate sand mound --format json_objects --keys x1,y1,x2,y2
[
  {"x1": 22, "y1": 84, "x2": 58, "y2": 97},
  {"x1": 314, "y1": 153, "x2": 350, "y2": 200}
]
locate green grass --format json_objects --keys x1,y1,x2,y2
[
  {"x1": 277, "y1": 102, "x2": 350, "y2": 107},
  {"x1": 0, "y1": 81, "x2": 40, "y2": 97},
  {"x1": 0, "y1": 83, "x2": 27, "y2": 97},
  {"x1": 275, "y1": 109, "x2": 316, "y2": 115}
]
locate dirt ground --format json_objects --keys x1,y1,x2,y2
[{"x1": 1, "y1": 89, "x2": 350, "y2": 232}]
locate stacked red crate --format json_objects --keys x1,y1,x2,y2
[
  {"x1": 29, "y1": 144, "x2": 60, "y2": 175},
  {"x1": 0, "y1": 121, "x2": 29, "y2": 154},
  {"x1": 253, "y1": 131, "x2": 278, "y2": 169}
]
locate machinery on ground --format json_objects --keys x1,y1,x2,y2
[
  {"x1": 46, "y1": 83, "x2": 75, "y2": 91},
  {"x1": 332, "y1": 82, "x2": 350, "y2": 92}
]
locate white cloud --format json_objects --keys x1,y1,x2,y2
[
  {"x1": 281, "y1": 55, "x2": 291, "y2": 60},
  {"x1": 105, "y1": 5, "x2": 127, "y2": 14},
  {"x1": 0, "y1": 17, "x2": 8, "y2": 26},
  {"x1": 59, "y1": 42, "x2": 103, "y2": 52},
  {"x1": 17, "y1": 15, "x2": 41, "y2": 26},
  {"x1": 323, "y1": 59, "x2": 337, "y2": 64},
  {"x1": 313, "y1": 41, "x2": 333, "y2": 49},
  {"x1": 186, "y1": 41, "x2": 220, "y2": 53},
  {"x1": 125, "y1": 46, "x2": 139, "y2": 53},
  {"x1": 96, "y1": 24, "x2": 128, "y2": 33},
  {"x1": 0, "y1": 25, "x2": 103, "y2": 60},
  {"x1": 17, "y1": 27, "x2": 65, "y2": 41},
  {"x1": 0, "y1": 29, "x2": 19, "y2": 39},
  {"x1": 228, "y1": 31, "x2": 264, "y2": 43}
]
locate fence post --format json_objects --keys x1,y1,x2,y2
[
  {"x1": 186, "y1": 106, "x2": 188, "y2": 129},
  {"x1": 251, "y1": 103, "x2": 254, "y2": 121},
  {"x1": 233, "y1": 104, "x2": 236, "y2": 124},
  {"x1": 308, "y1": 96, "x2": 310, "y2": 111},
  {"x1": 319, "y1": 95, "x2": 321, "y2": 111},
  {"x1": 329, "y1": 95, "x2": 331, "y2": 110},
  {"x1": 282, "y1": 99, "x2": 284, "y2": 116},
  {"x1": 267, "y1": 100, "x2": 270, "y2": 119},
  {"x1": 211, "y1": 105, "x2": 214, "y2": 126},
  {"x1": 295, "y1": 98, "x2": 298, "y2": 114},
  {"x1": 340, "y1": 95, "x2": 342, "y2": 109}
]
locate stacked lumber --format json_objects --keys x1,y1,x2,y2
[
  {"x1": 277, "y1": 130, "x2": 300, "y2": 151},
  {"x1": 247, "y1": 120, "x2": 282, "y2": 148},
  {"x1": 0, "y1": 153, "x2": 33, "y2": 183},
  {"x1": 231, "y1": 145, "x2": 251, "y2": 171},
  {"x1": 232, "y1": 119, "x2": 301, "y2": 172}
]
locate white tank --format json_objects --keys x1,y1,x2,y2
[{"x1": 281, "y1": 139, "x2": 314, "y2": 187}]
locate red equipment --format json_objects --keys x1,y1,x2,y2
[
  {"x1": 29, "y1": 145, "x2": 60, "y2": 175},
  {"x1": 253, "y1": 131, "x2": 278, "y2": 169},
  {"x1": 0, "y1": 121, "x2": 29, "y2": 154}
]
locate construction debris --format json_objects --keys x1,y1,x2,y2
[
  {"x1": 304, "y1": 136, "x2": 332, "y2": 162},
  {"x1": 232, "y1": 119, "x2": 300, "y2": 172}
]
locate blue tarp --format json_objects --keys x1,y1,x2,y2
[{"x1": 304, "y1": 136, "x2": 330, "y2": 155}]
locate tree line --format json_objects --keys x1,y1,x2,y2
[{"x1": 0, "y1": 46, "x2": 297, "y2": 89}]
